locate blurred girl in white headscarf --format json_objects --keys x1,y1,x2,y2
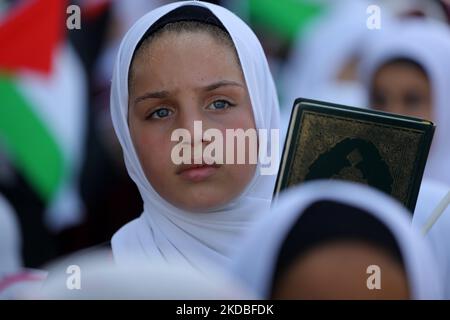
[
  {"x1": 109, "y1": 1, "x2": 280, "y2": 272},
  {"x1": 279, "y1": 0, "x2": 377, "y2": 137},
  {"x1": 359, "y1": 21, "x2": 450, "y2": 299},
  {"x1": 359, "y1": 19, "x2": 450, "y2": 186},
  {"x1": 231, "y1": 181, "x2": 443, "y2": 299}
]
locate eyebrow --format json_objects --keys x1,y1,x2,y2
[
  {"x1": 133, "y1": 80, "x2": 244, "y2": 106},
  {"x1": 203, "y1": 80, "x2": 244, "y2": 92},
  {"x1": 134, "y1": 90, "x2": 170, "y2": 105}
]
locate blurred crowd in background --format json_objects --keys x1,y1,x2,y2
[{"x1": 0, "y1": 0, "x2": 450, "y2": 278}]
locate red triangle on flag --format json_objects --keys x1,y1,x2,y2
[
  {"x1": 81, "y1": 0, "x2": 111, "y2": 21},
  {"x1": 0, "y1": 0, "x2": 66, "y2": 75}
]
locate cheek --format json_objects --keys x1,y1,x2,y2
[
  {"x1": 220, "y1": 113, "x2": 258, "y2": 159},
  {"x1": 211, "y1": 113, "x2": 257, "y2": 192},
  {"x1": 227, "y1": 164, "x2": 257, "y2": 189},
  {"x1": 417, "y1": 99, "x2": 433, "y2": 121},
  {"x1": 131, "y1": 124, "x2": 174, "y2": 176},
  {"x1": 236, "y1": 104, "x2": 257, "y2": 130},
  {"x1": 400, "y1": 98, "x2": 432, "y2": 120}
]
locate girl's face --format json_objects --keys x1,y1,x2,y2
[
  {"x1": 370, "y1": 62, "x2": 433, "y2": 121},
  {"x1": 128, "y1": 30, "x2": 256, "y2": 212}
]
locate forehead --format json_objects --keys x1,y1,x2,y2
[
  {"x1": 129, "y1": 30, "x2": 243, "y2": 92},
  {"x1": 376, "y1": 61, "x2": 428, "y2": 80},
  {"x1": 373, "y1": 62, "x2": 430, "y2": 90}
]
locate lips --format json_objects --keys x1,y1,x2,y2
[{"x1": 176, "y1": 163, "x2": 221, "y2": 182}]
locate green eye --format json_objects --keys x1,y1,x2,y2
[
  {"x1": 149, "y1": 108, "x2": 172, "y2": 119},
  {"x1": 207, "y1": 100, "x2": 235, "y2": 110}
]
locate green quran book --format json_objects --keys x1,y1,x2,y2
[{"x1": 274, "y1": 98, "x2": 435, "y2": 213}]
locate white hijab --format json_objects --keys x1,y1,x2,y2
[
  {"x1": 358, "y1": 19, "x2": 450, "y2": 186},
  {"x1": 413, "y1": 179, "x2": 450, "y2": 299},
  {"x1": 231, "y1": 181, "x2": 443, "y2": 299},
  {"x1": 110, "y1": 1, "x2": 280, "y2": 271},
  {"x1": 35, "y1": 251, "x2": 252, "y2": 300}
]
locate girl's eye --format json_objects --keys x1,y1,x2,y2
[
  {"x1": 148, "y1": 108, "x2": 173, "y2": 119},
  {"x1": 404, "y1": 93, "x2": 423, "y2": 110},
  {"x1": 206, "y1": 100, "x2": 235, "y2": 110}
]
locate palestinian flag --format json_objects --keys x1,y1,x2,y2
[
  {"x1": 0, "y1": 0, "x2": 87, "y2": 231},
  {"x1": 233, "y1": 0, "x2": 325, "y2": 44}
]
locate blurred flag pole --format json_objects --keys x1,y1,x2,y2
[{"x1": 422, "y1": 191, "x2": 450, "y2": 235}]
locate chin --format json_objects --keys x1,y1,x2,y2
[{"x1": 175, "y1": 195, "x2": 231, "y2": 213}]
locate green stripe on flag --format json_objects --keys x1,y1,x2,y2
[
  {"x1": 0, "y1": 75, "x2": 66, "y2": 202},
  {"x1": 248, "y1": 0, "x2": 325, "y2": 43}
]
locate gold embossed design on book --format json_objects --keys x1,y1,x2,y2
[{"x1": 285, "y1": 110, "x2": 424, "y2": 206}]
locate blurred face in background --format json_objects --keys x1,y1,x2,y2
[
  {"x1": 370, "y1": 59, "x2": 433, "y2": 121},
  {"x1": 271, "y1": 241, "x2": 410, "y2": 300}
]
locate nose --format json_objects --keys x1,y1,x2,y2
[
  {"x1": 177, "y1": 107, "x2": 203, "y2": 145},
  {"x1": 175, "y1": 100, "x2": 217, "y2": 152}
]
